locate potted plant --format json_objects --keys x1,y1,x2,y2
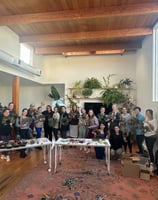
[
  {"x1": 72, "y1": 80, "x2": 83, "y2": 98},
  {"x1": 101, "y1": 89, "x2": 126, "y2": 107},
  {"x1": 82, "y1": 88, "x2": 93, "y2": 98},
  {"x1": 103, "y1": 74, "x2": 116, "y2": 88},
  {"x1": 119, "y1": 78, "x2": 133, "y2": 88},
  {"x1": 48, "y1": 85, "x2": 60, "y2": 100},
  {"x1": 83, "y1": 77, "x2": 102, "y2": 89},
  {"x1": 66, "y1": 95, "x2": 77, "y2": 106}
]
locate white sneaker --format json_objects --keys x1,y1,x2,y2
[
  {"x1": 1, "y1": 154, "x2": 6, "y2": 160},
  {"x1": 6, "y1": 155, "x2": 10, "y2": 162},
  {"x1": 80, "y1": 146, "x2": 83, "y2": 150},
  {"x1": 86, "y1": 149, "x2": 91, "y2": 154},
  {"x1": 84, "y1": 147, "x2": 87, "y2": 151}
]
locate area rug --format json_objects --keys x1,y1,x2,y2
[{"x1": 4, "y1": 148, "x2": 158, "y2": 200}]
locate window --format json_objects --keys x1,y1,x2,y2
[
  {"x1": 152, "y1": 23, "x2": 158, "y2": 102},
  {"x1": 20, "y1": 44, "x2": 33, "y2": 65}
]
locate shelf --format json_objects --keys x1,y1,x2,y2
[
  {"x1": 66, "y1": 87, "x2": 136, "y2": 103},
  {"x1": 70, "y1": 97, "x2": 102, "y2": 100},
  {"x1": 68, "y1": 87, "x2": 136, "y2": 90}
]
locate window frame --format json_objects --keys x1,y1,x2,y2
[{"x1": 20, "y1": 43, "x2": 33, "y2": 65}]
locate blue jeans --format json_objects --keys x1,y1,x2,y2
[
  {"x1": 35, "y1": 127, "x2": 42, "y2": 138},
  {"x1": 0, "y1": 135, "x2": 10, "y2": 156},
  {"x1": 145, "y1": 135, "x2": 156, "y2": 162},
  {"x1": 136, "y1": 135, "x2": 144, "y2": 154}
]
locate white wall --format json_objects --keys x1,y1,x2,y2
[
  {"x1": 136, "y1": 36, "x2": 158, "y2": 115},
  {"x1": 0, "y1": 27, "x2": 45, "y2": 111},
  {"x1": 43, "y1": 53, "x2": 136, "y2": 85},
  {"x1": 0, "y1": 86, "x2": 12, "y2": 107},
  {"x1": 43, "y1": 53, "x2": 137, "y2": 107},
  {"x1": 19, "y1": 83, "x2": 65, "y2": 112},
  {"x1": 0, "y1": 26, "x2": 43, "y2": 83}
]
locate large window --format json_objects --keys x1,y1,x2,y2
[
  {"x1": 152, "y1": 23, "x2": 158, "y2": 102},
  {"x1": 20, "y1": 44, "x2": 33, "y2": 65}
]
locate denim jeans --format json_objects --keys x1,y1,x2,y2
[
  {"x1": 136, "y1": 135, "x2": 144, "y2": 154},
  {"x1": 145, "y1": 135, "x2": 156, "y2": 162}
]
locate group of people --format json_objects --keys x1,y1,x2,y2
[{"x1": 0, "y1": 101, "x2": 158, "y2": 173}]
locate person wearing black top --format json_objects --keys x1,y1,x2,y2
[
  {"x1": 110, "y1": 126, "x2": 124, "y2": 159},
  {"x1": 69, "y1": 105, "x2": 80, "y2": 138},
  {"x1": 42, "y1": 105, "x2": 53, "y2": 141},
  {"x1": 0, "y1": 108, "x2": 12, "y2": 162},
  {"x1": 8, "y1": 102, "x2": 18, "y2": 140},
  {"x1": 109, "y1": 104, "x2": 121, "y2": 135},
  {"x1": 97, "y1": 106, "x2": 109, "y2": 133},
  {"x1": 93, "y1": 123, "x2": 108, "y2": 159},
  {"x1": 60, "y1": 106, "x2": 69, "y2": 138}
]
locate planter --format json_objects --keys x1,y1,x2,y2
[{"x1": 82, "y1": 88, "x2": 93, "y2": 98}]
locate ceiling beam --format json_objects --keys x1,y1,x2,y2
[
  {"x1": 35, "y1": 42, "x2": 142, "y2": 55},
  {"x1": 20, "y1": 28, "x2": 152, "y2": 43},
  {"x1": 0, "y1": 3, "x2": 158, "y2": 25}
]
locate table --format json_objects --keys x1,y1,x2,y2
[
  {"x1": 0, "y1": 138, "x2": 53, "y2": 172},
  {"x1": 54, "y1": 138, "x2": 111, "y2": 174}
]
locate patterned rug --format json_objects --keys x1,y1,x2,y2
[{"x1": 4, "y1": 148, "x2": 158, "y2": 200}]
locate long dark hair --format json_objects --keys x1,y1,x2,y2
[{"x1": 146, "y1": 109, "x2": 153, "y2": 118}]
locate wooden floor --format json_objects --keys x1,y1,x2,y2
[{"x1": 0, "y1": 149, "x2": 43, "y2": 199}]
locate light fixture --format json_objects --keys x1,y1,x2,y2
[{"x1": 62, "y1": 49, "x2": 125, "y2": 56}]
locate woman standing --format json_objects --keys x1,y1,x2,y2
[
  {"x1": 78, "y1": 108, "x2": 88, "y2": 138},
  {"x1": 16, "y1": 108, "x2": 32, "y2": 158},
  {"x1": 94, "y1": 123, "x2": 107, "y2": 159},
  {"x1": 8, "y1": 102, "x2": 18, "y2": 139},
  {"x1": 120, "y1": 107, "x2": 133, "y2": 155},
  {"x1": 86, "y1": 109, "x2": 99, "y2": 153},
  {"x1": 51, "y1": 107, "x2": 60, "y2": 141},
  {"x1": 60, "y1": 106, "x2": 69, "y2": 138},
  {"x1": 69, "y1": 105, "x2": 80, "y2": 138},
  {"x1": 78, "y1": 108, "x2": 88, "y2": 150},
  {"x1": 109, "y1": 104, "x2": 121, "y2": 135},
  {"x1": 34, "y1": 106, "x2": 45, "y2": 139},
  {"x1": 144, "y1": 109, "x2": 157, "y2": 164},
  {"x1": 87, "y1": 109, "x2": 99, "y2": 138},
  {"x1": 0, "y1": 108, "x2": 12, "y2": 162},
  {"x1": 42, "y1": 105, "x2": 53, "y2": 141}
]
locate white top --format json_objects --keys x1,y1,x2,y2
[{"x1": 144, "y1": 119, "x2": 158, "y2": 137}]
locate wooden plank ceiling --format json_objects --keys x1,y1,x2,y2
[{"x1": 0, "y1": 0, "x2": 158, "y2": 56}]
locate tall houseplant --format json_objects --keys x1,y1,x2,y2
[
  {"x1": 48, "y1": 85, "x2": 60, "y2": 100},
  {"x1": 48, "y1": 85, "x2": 65, "y2": 109},
  {"x1": 101, "y1": 89, "x2": 126, "y2": 107}
]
